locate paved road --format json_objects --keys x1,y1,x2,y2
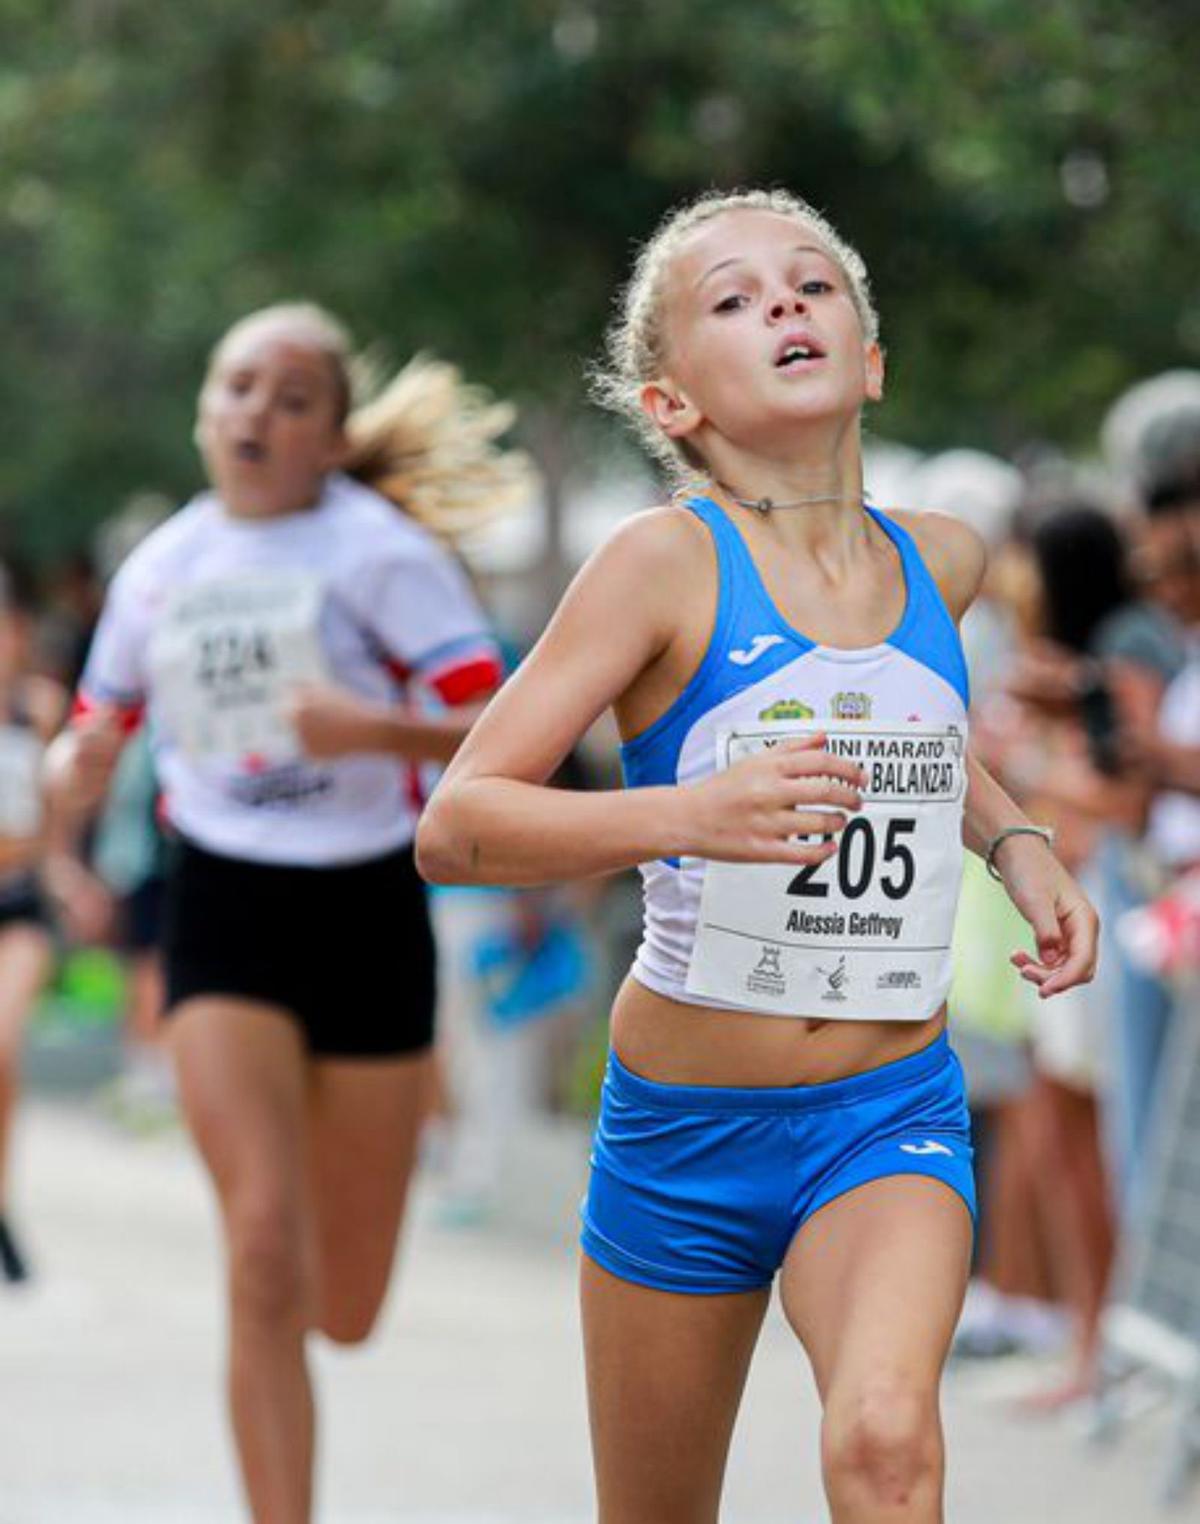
[{"x1": 0, "y1": 1099, "x2": 1170, "y2": 1522}]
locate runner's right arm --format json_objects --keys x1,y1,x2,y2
[
  {"x1": 417, "y1": 512, "x2": 864, "y2": 888},
  {"x1": 43, "y1": 557, "x2": 147, "y2": 825}
]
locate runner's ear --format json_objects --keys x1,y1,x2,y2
[
  {"x1": 640, "y1": 378, "x2": 702, "y2": 442},
  {"x1": 865, "y1": 342, "x2": 885, "y2": 404}
]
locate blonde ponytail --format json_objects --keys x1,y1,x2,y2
[
  {"x1": 345, "y1": 354, "x2": 535, "y2": 543},
  {"x1": 208, "y1": 304, "x2": 535, "y2": 545}
]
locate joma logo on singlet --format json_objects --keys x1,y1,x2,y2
[{"x1": 729, "y1": 634, "x2": 785, "y2": 666}]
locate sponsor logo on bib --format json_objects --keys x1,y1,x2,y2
[
  {"x1": 817, "y1": 954, "x2": 849, "y2": 1002},
  {"x1": 759, "y1": 698, "x2": 814, "y2": 721},
  {"x1": 831, "y1": 691, "x2": 872, "y2": 721},
  {"x1": 746, "y1": 943, "x2": 787, "y2": 999},
  {"x1": 877, "y1": 969, "x2": 922, "y2": 991}
]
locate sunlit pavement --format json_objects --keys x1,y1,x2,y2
[{"x1": 0, "y1": 1099, "x2": 1168, "y2": 1523}]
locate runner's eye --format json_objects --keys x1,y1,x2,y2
[
  {"x1": 713, "y1": 293, "x2": 748, "y2": 314},
  {"x1": 799, "y1": 279, "x2": 834, "y2": 296}
]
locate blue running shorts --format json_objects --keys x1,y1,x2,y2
[{"x1": 581, "y1": 1032, "x2": 975, "y2": 1295}]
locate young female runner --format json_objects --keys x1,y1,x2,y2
[
  {"x1": 0, "y1": 560, "x2": 67, "y2": 1282},
  {"x1": 417, "y1": 190, "x2": 1100, "y2": 1523},
  {"x1": 46, "y1": 303, "x2": 528, "y2": 1523}
]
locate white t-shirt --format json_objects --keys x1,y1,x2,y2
[{"x1": 79, "y1": 474, "x2": 501, "y2": 866}]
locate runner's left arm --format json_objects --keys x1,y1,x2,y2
[
  {"x1": 288, "y1": 683, "x2": 491, "y2": 765},
  {"x1": 291, "y1": 539, "x2": 502, "y2": 764},
  {"x1": 909, "y1": 507, "x2": 1099, "y2": 998},
  {"x1": 964, "y1": 746, "x2": 1099, "y2": 999}
]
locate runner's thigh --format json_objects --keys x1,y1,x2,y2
[
  {"x1": 306, "y1": 1052, "x2": 430, "y2": 1342},
  {"x1": 582, "y1": 1255, "x2": 769, "y2": 1524},
  {"x1": 169, "y1": 998, "x2": 312, "y2": 1266},
  {"x1": 780, "y1": 1176, "x2": 972, "y2": 1403}
]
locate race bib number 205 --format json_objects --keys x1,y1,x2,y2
[{"x1": 686, "y1": 719, "x2": 967, "y2": 1022}]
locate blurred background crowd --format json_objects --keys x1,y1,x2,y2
[{"x1": 2, "y1": 0, "x2": 1199, "y2": 1507}]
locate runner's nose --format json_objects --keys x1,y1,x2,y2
[{"x1": 768, "y1": 292, "x2": 808, "y2": 322}]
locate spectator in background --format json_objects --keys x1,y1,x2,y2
[
  {"x1": 1008, "y1": 496, "x2": 1187, "y2": 1211},
  {"x1": 1114, "y1": 420, "x2": 1200, "y2": 999},
  {"x1": 0, "y1": 559, "x2": 69, "y2": 1282},
  {"x1": 43, "y1": 499, "x2": 175, "y2": 1128}
]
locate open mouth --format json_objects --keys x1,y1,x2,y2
[
  {"x1": 234, "y1": 440, "x2": 267, "y2": 463},
  {"x1": 775, "y1": 342, "x2": 826, "y2": 371}
]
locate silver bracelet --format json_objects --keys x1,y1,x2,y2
[{"x1": 984, "y1": 825, "x2": 1055, "y2": 882}]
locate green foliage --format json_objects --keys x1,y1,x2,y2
[{"x1": 1, "y1": 0, "x2": 1198, "y2": 556}]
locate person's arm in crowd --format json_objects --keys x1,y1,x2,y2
[
  {"x1": 1005, "y1": 654, "x2": 1164, "y2": 830},
  {"x1": 1155, "y1": 743, "x2": 1200, "y2": 795},
  {"x1": 1120, "y1": 734, "x2": 1200, "y2": 798}
]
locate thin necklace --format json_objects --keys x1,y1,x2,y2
[{"x1": 715, "y1": 480, "x2": 870, "y2": 515}]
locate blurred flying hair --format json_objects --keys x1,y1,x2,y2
[
  {"x1": 590, "y1": 188, "x2": 879, "y2": 480},
  {"x1": 207, "y1": 303, "x2": 535, "y2": 542}
]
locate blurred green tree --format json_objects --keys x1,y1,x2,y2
[{"x1": 0, "y1": 0, "x2": 1197, "y2": 558}]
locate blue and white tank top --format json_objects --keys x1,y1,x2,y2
[{"x1": 622, "y1": 496, "x2": 970, "y2": 1022}]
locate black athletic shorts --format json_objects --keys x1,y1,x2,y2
[
  {"x1": 0, "y1": 878, "x2": 49, "y2": 932},
  {"x1": 119, "y1": 874, "x2": 166, "y2": 954},
  {"x1": 163, "y1": 837, "x2": 436, "y2": 1059}
]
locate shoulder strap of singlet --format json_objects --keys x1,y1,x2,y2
[
  {"x1": 679, "y1": 494, "x2": 744, "y2": 655},
  {"x1": 866, "y1": 506, "x2": 971, "y2": 706},
  {"x1": 681, "y1": 493, "x2": 786, "y2": 648},
  {"x1": 681, "y1": 492, "x2": 743, "y2": 562}
]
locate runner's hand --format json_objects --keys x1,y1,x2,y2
[
  {"x1": 287, "y1": 683, "x2": 378, "y2": 760},
  {"x1": 680, "y1": 734, "x2": 866, "y2": 864},
  {"x1": 68, "y1": 708, "x2": 127, "y2": 810},
  {"x1": 995, "y1": 835, "x2": 1100, "y2": 998},
  {"x1": 43, "y1": 855, "x2": 116, "y2": 945}
]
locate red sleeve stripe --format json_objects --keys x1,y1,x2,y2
[
  {"x1": 427, "y1": 655, "x2": 503, "y2": 707},
  {"x1": 71, "y1": 694, "x2": 145, "y2": 734}
]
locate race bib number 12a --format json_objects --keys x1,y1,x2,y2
[
  {"x1": 686, "y1": 719, "x2": 967, "y2": 1021},
  {"x1": 148, "y1": 572, "x2": 329, "y2": 762}
]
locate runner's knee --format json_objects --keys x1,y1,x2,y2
[
  {"x1": 822, "y1": 1378, "x2": 940, "y2": 1509},
  {"x1": 227, "y1": 1204, "x2": 311, "y2": 1330},
  {"x1": 314, "y1": 1283, "x2": 386, "y2": 1346}
]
